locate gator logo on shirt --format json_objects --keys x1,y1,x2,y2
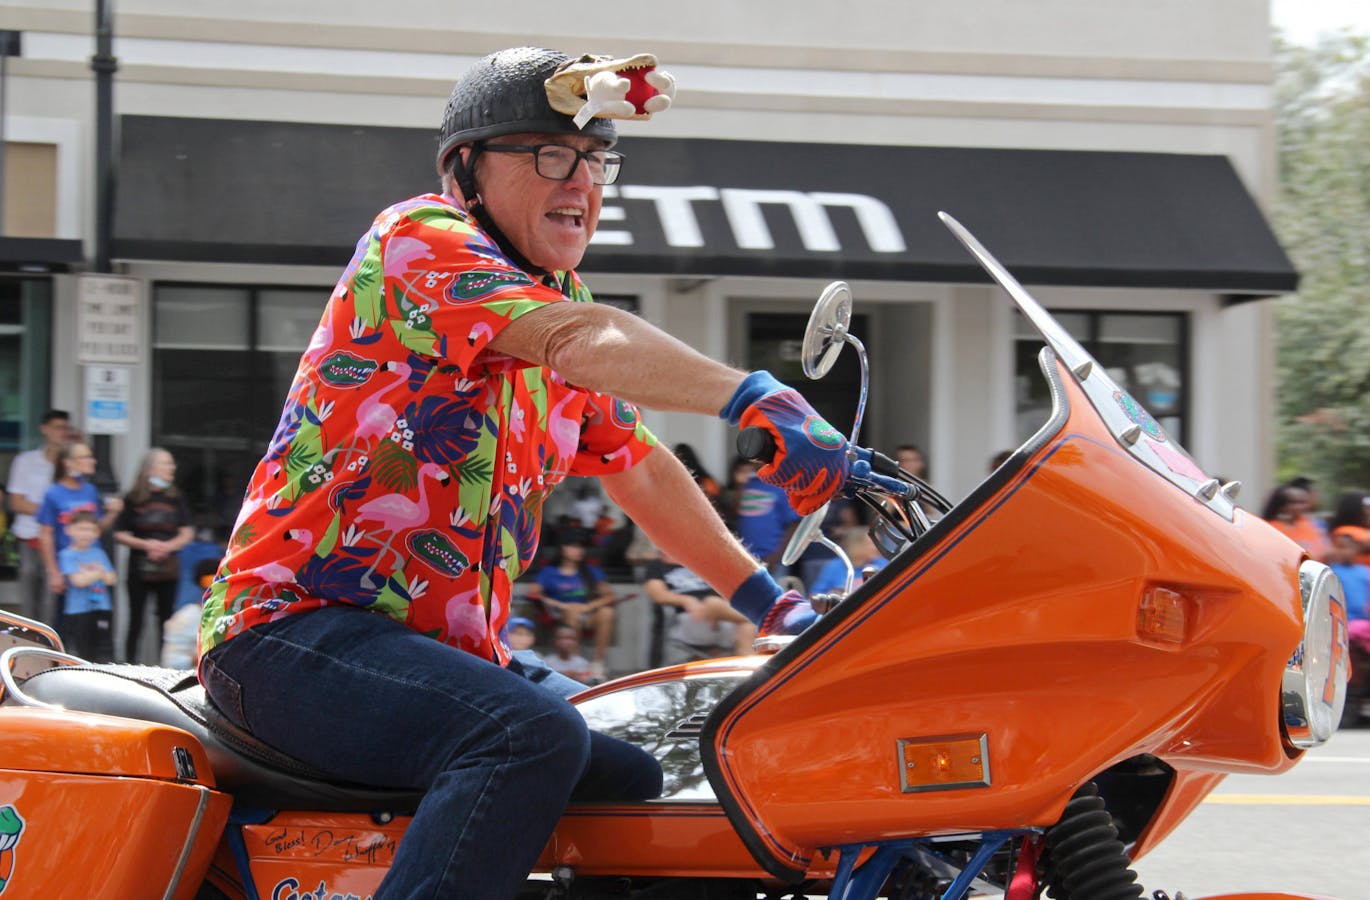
[
  {"x1": 318, "y1": 351, "x2": 379, "y2": 388},
  {"x1": 447, "y1": 270, "x2": 536, "y2": 303},
  {"x1": 610, "y1": 400, "x2": 639, "y2": 429},
  {"x1": 0, "y1": 805, "x2": 25, "y2": 895},
  {"x1": 407, "y1": 530, "x2": 470, "y2": 577}
]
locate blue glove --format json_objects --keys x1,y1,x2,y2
[
  {"x1": 758, "y1": 590, "x2": 820, "y2": 638},
  {"x1": 721, "y1": 371, "x2": 850, "y2": 515},
  {"x1": 730, "y1": 569, "x2": 820, "y2": 638}
]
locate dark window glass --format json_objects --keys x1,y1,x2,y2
[
  {"x1": 152, "y1": 284, "x2": 326, "y2": 537},
  {"x1": 1014, "y1": 310, "x2": 1188, "y2": 444},
  {"x1": 747, "y1": 312, "x2": 868, "y2": 437}
]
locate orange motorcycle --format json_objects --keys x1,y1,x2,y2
[{"x1": 0, "y1": 214, "x2": 1350, "y2": 900}]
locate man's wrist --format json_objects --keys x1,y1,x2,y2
[{"x1": 719, "y1": 371, "x2": 786, "y2": 425}]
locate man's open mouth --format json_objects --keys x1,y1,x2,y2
[{"x1": 548, "y1": 207, "x2": 584, "y2": 228}]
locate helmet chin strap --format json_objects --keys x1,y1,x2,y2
[{"x1": 450, "y1": 148, "x2": 550, "y2": 280}]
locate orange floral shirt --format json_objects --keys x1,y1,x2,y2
[{"x1": 200, "y1": 194, "x2": 656, "y2": 665}]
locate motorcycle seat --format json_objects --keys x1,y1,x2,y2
[{"x1": 17, "y1": 662, "x2": 424, "y2": 815}]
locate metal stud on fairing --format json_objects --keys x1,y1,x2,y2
[{"x1": 1120, "y1": 424, "x2": 1142, "y2": 446}]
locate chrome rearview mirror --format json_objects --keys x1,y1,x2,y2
[
  {"x1": 781, "y1": 503, "x2": 830, "y2": 568},
  {"x1": 802, "y1": 281, "x2": 853, "y2": 380},
  {"x1": 801, "y1": 281, "x2": 871, "y2": 448}
]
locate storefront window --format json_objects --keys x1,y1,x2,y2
[
  {"x1": 1014, "y1": 311, "x2": 1187, "y2": 443},
  {"x1": 152, "y1": 284, "x2": 326, "y2": 536},
  {"x1": 0, "y1": 276, "x2": 54, "y2": 582}
]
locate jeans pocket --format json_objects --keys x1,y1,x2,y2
[{"x1": 200, "y1": 651, "x2": 249, "y2": 730}]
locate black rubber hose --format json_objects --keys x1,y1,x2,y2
[{"x1": 1040, "y1": 783, "x2": 1145, "y2": 900}]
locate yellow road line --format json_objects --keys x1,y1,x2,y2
[{"x1": 1206, "y1": 794, "x2": 1370, "y2": 805}]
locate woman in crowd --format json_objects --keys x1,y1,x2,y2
[
  {"x1": 114, "y1": 448, "x2": 193, "y2": 664},
  {"x1": 1261, "y1": 481, "x2": 1329, "y2": 561}
]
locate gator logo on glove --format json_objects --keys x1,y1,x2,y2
[
  {"x1": 804, "y1": 416, "x2": 845, "y2": 450},
  {"x1": 545, "y1": 53, "x2": 676, "y2": 129},
  {"x1": 741, "y1": 390, "x2": 850, "y2": 516},
  {"x1": 0, "y1": 805, "x2": 25, "y2": 896}
]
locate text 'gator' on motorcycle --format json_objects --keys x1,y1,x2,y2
[{"x1": 0, "y1": 214, "x2": 1351, "y2": 900}]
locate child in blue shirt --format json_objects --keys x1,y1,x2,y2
[{"x1": 58, "y1": 511, "x2": 116, "y2": 661}]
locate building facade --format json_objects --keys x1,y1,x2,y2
[{"x1": 0, "y1": 0, "x2": 1294, "y2": 542}]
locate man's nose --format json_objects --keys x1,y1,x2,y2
[{"x1": 565, "y1": 155, "x2": 595, "y2": 191}]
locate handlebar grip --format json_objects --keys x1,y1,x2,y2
[{"x1": 737, "y1": 427, "x2": 777, "y2": 464}]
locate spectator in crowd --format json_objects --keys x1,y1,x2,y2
[
  {"x1": 527, "y1": 538, "x2": 621, "y2": 679},
  {"x1": 1327, "y1": 523, "x2": 1369, "y2": 623},
  {"x1": 37, "y1": 440, "x2": 121, "y2": 634},
  {"x1": 57, "y1": 510, "x2": 116, "y2": 661},
  {"x1": 5, "y1": 409, "x2": 71, "y2": 623},
  {"x1": 719, "y1": 456, "x2": 757, "y2": 533},
  {"x1": 114, "y1": 448, "x2": 194, "y2": 664},
  {"x1": 543, "y1": 623, "x2": 596, "y2": 683},
  {"x1": 507, "y1": 616, "x2": 539, "y2": 653},
  {"x1": 643, "y1": 547, "x2": 757, "y2": 662},
  {"x1": 895, "y1": 444, "x2": 927, "y2": 480},
  {"x1": 735, "y1": 465, "x2": 801, "y2": 574},
  {"x1": 809, "y1": 531, "x2": 888, "y2": 596},
  {"x1": 1262, "y1": 481, "x2": 1329, "y2": 561},
  {"x1": 1326, "y1": 490, "x2": 1370, "y2": 567}
]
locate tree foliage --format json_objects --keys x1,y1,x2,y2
[{"x1": 1272, "y1": 32, "x2": 1370, "y2": 496}]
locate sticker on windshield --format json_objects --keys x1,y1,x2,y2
[
  {"x1": 1113, "y1": 390, "x2": 1166, "y2": 441},
  {"x1": 1147, "y1": 438, "x2": 1207, "y2": 483}
]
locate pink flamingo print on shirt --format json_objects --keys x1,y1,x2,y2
[
  {"x1": 246, "y1": 527, "x2": 317, "y2": 591},
  {"x1": 354, "y1": 462, "x2": 451, "y2": 586},
  {"x1": 357, "y1": 361, "x2": 412, "y2": 442},
  {"x1": 547, "y1": 392, "x2": 581, "y2": 470},
  {"x1": 329, "y1": 360, "x2": 412, "y2": 470}
]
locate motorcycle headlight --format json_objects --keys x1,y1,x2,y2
[{"x1": 1281, "y1": 561, "x2": 1350, "y2": 749}]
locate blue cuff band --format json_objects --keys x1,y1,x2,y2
[
  {"x1": 719, "y1": 370, "x2": 787, "y2": 425},
  {"x1": 730, "y1": 567, "x2": 784, "y2": 626}
]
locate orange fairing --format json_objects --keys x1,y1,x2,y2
[
  {"x1": 0, "y1": 708, "x2": 230, "y2": 899},
  {"x1": 702, "y1": 351, "x2": 1306, "y2": 881}
]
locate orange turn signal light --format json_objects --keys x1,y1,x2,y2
[
  {"x1": 1138, "y1": 586, "x2": 1189, "y2": 645},
  {"x1": 897, "y1": 733, "x2": 991, "y2": 793}
]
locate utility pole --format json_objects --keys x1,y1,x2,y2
[
  {"x1": 89, "y1": 2, "x2": 119, "y2": 493},
  {"x1": 91, "y1": 0, "x2": 116, "y2": 274}
]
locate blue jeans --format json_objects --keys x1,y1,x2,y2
[{"x1": 201, "y1": 606, "x2": 662, "y2": 899}]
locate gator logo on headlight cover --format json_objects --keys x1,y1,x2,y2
[
  {"x1": 407, "y1": 529, "x2": 470, "y2": 577},
  {"x1": 448, "y1": 270, "x2": 536, "y2": 303},
  {"x1": 0, "y1": 805, "x2": 25, "y2": 895}
]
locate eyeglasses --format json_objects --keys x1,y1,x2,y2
[{"x1": 478, "y1": 143, "x2": 625, "y2": 186}]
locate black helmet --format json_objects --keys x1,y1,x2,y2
[{"x1": 436, "y1": 47, "x2": 618, "y2": 173}]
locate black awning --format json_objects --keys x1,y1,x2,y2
[
  {"x1": 113, "y1": 115, "x2": 1298, "y2": 300},
  {"x1": 0, "y1": 237, "x2": 84, "y2": 272}
]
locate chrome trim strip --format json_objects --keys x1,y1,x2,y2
[
  {"x1": 0, "y1": 646, "x2": 85, "y2": 707},
  {"x1": 164, "y1": 784, "x2": 211, "y2": 900}
]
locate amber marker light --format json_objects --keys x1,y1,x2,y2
[
  {"x1": 1137, "y1": 586, "x2": 1189, "y2": 645},
  {"x1": 897, "y1": 734, "x2": 991, "y2": 793}
]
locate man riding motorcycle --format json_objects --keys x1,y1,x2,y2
[{"x1": 196, "y1": 46, "x2": 838, "y2": 898}]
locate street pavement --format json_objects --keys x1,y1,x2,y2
[{"x1": 1129, "y1": 726, "x2": 1370, "y2": 899}]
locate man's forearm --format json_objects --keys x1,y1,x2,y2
[
  {"x1": 602, "y1": 449, "x2": 759, "y2": 600},
  {"x1": 490, "y1": 303, "x2": 745, "y2": 415}
]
